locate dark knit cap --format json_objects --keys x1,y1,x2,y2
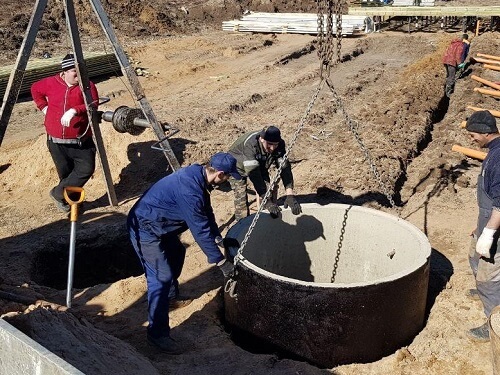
[
  {"x1": 61, "y1": 54, "x2": 75, "y2": 71},
  {"x1": 466, "y1": 110, "x2": 498, "y2": 134},
  {"x1": 262, "y1": 126, "x2": 282, "y2": 143}
]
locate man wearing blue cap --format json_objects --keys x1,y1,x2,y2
[
  {"x1": 464, "y1": 110, "x2": 500, "y2": 342},
  {"x1": 127, "y1": 152, "x2": 241, "y2": 353},
  {"x1": 228, "y1": 125, "x2": 302, "y2": 221}
]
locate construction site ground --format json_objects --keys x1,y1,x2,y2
[{"x1": 1, "y1": 0, "x2": 500, "y2": 374}]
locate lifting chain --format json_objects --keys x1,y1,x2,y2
[{"x1": 331, "y1": 205, "x2": 351, "y2": 283}]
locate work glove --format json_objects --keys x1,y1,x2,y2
[
  {"x1": 283, "y1": 195, "x2": 302, "y2": 215},
  {"x1": 61, "y1": 108, "x2": 77, "y2": 127},
  {"x1": 476, "y1": 227, "x2": 496, "y2": 257},
  {"x1": 41, "y1": 106, "x2": 48, "y2": 115},
  {"x1": 217, "y1": 259, "x2": 235, "y2": 278},
  {"x1": 458, "y1": 62, "x2": 466, "y2": 69},
  {"x1": 263, "y1": 200, "x2": 281, "y2": 219}
]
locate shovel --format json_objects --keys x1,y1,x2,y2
[{"x1": 63, "y1": 186, "x2": 85, "y2": 308}]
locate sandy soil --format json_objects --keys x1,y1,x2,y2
[{"x1": 1, "y1": 0, "x2": 500, "y2": 374}]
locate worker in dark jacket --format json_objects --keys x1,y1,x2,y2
[
  {"x1": 443, "y1": 34, "x2": 470, "y2": 97},
  {"x1": 465, "y1": 110, "x2": 500, "y2": 342},
  {"x1": 127, "y1": 152, "x2": 241, "y2": 353},
  {"x1": 31, "y1": 54, "x2": 99, "y2": 213},
  {"x1": 228, "y1": 125, "x2": 301, "y2": 221}
]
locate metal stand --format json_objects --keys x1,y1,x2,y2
[{"x1": 0, "y1": 0, "x2": 180, "y2": 207}]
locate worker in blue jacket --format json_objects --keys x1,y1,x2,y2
[{"x1": 127, "y1": 152, "x2": 242, "y2": 353}]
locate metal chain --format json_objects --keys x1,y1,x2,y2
[
  {"x1": 235, "y1": 80, "x2": 326, "y2": 265},
  {"x1": 326, "y1": 79, "x2": 396, "y2": 207},
  {"x1": 331, "y1": 205, "x2": 351, "y2": 283}
]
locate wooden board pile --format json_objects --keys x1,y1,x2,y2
[
  {"x1": 392, "y1": 0, "x2": 435, "y2": 6},
  {"x1": 0, "y1": 52, "x2": 120, "y2": 98},
  {"x1": 222, "y1": 12, "x2": 372, "y2": 35}
]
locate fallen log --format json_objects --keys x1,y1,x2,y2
[
  {"x1": 474, "y1": 87, "x2": 500, "y2": 97},
  {"x1": 471, "y1": 75, "x2": 500, "y2": 91},
  {"x1": 452, "y1": 145, "x2": 486, "y2": 161}
]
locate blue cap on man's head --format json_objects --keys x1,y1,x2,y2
[{"x1": 209, "y1": 152, "x2": 242, "y2": 180}]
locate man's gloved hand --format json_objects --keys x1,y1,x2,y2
[
  {"x1": 263, "y1": 200, "x2": 281, "y2": 218},
  {"x1": 217, "y1": 259, "x2": 235, "y2": 278},
  {"x1": 476, "y1": 227, "x2": 496, "y2": 257},
  {"x1": 283, "y1": 195, "x2": 302, "y2": 215},
  {"x1": 458, "y1": 62, "x2": 466, "y2": 69},
  {"x1": 61, "y1": 108, "x2": 77, "y2": 127},
  {"x1": 41, "y1": 106, "x2": 48, "y2": 115}
]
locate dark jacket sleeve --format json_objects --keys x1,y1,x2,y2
[
  {"x1": 179, "y1": 189, "x2": 224, "y2": 264},
  {"x1": 460, "y1": 43, "x2": 470, "y2": 64}
]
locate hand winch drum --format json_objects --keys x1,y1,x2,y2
[{"x1": 103, "y1": 106, "x2": 147, "y2": 136}]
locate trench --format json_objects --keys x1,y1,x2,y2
[
  {"x1": 393, "y1": 94, "x2": 450, "y2": 205},
  {"x1": 30, "y1": 233, "x2": 142, "y2": 290}
]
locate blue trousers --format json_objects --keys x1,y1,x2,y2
[{"x1": 129, "y1": 227, "x2": 186, "y2": 338}]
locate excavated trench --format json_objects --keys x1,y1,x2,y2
[{"x1": 30, "y1": 232, "x2": 142, "y2": 290}]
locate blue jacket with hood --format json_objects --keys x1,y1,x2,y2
[{"x1": 127, "y1": 164, "x2": 224, "y2": 264}]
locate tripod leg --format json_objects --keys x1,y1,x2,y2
[
  {"x1": 87, "y1": 0, "x2": 181, "y2": 171},
  {"x1": 63, "y1": 0, "x2": 118, "y2": 206},
  {"x1": 0, "y1": 0, "x2": 48, "y2": 146}
]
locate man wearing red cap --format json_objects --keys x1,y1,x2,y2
[
  {"x1": 31, "y1": 53, "x2": 99, "y2": 212},
  {"x1": 228, "y1": 125, "x2": 302, "y2": 221},
  {"x1": 464, "y1": 110, "x2": 500, "y2": 342}
]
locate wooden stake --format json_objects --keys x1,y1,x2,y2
[
  {"x1": 473, "y1": 57, "x2": 500, "y2": 65},
  {"x1": 474, "y1": 87, "x2": 500, "y2": 97},
  {"x1": 476, "y1": 19, "x2": 480, "y2": 36},
  {"x1": 477, "y1": 53, "x2": 500, "y2": 61},
  {"x1": 471, "y1": 75, "x2": 500, "y2": 91},
  {"x1": 484, "y1": 64, "x2": 500, "y2": 72},
  {"x1": 452, "y1": 145, "x2": 486, "y2": 161},
  {"x1": 467, "y1": 106, "x2": 500, "y2": 118}
]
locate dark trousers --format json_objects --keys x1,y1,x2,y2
[
  {"x1": 128, "y1": 227, "x2": 186, "y2": 338},
  {"x1": 444, "y1": 64, "x2": 457, "y2": 94},
  {"x1": 47, "y1": 137, "x2": 96, "y2": 201}
]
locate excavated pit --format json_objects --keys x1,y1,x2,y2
[
  {"x1": 30, "y1": 233, "x2": 142, "y2": 290},
  {"x1": 224, "y1": 203, "x2": 431, "y2": 368}
]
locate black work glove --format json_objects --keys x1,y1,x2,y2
[
  {"x1": 283, "y1": 195, "x2": 302, "y2": 215},
  {"x1": 263, "y1": 200, "x2": 281, "y2": 219},
  {"x1": 217, "y1": 259, "x2": 235, "y2": 278}
]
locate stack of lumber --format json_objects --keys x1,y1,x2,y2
[
  {"x1": 0, "y1": 52, "x2": 120, "y2": 98},
  {"x1": 222, "y1": 12, "x2": 371, "y2": 35}
]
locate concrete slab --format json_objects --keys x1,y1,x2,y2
[{"x1": 0, "y1": 318, "x2": 84, "y2": 375}]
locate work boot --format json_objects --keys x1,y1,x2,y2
[
  {"x1": 147, "y1": 334, "x2": 183, "y2": 354},
  {"x1": 169, "y1": 297, "x2": 193, "y2": 310},
  {"x1": 465, "y1": 288, "x2": 481, "y2": 301},
  {"x1": 467, "y1": 322, "x2": 490, "y2": 343},
  {"x1": 49, "y1": 188, "x2": 70, "y2": 213}
]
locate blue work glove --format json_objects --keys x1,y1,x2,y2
[
  {"x1": 217, "y1": 259, "x2": 235, "y2": 278},
  {"x1": 263, "y1": 200, "x2": 281, "y2": 218},
  {"x1": 458, "y1": 62, "x2": 466, "y2": 69},
  {"x1": 283, "y1": 195, "x2": 302, "y2": 215}
]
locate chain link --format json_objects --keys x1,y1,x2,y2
[
  {"x1": 325, "y1": 79, "x2": 396, "y2": 207},
  {"x1": 331, "y1": 205, "x2": 351, "y2": 283}
]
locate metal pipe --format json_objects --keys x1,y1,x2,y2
[{"x1": 101, "y1": 110, "x2": 151, "y2": 128}]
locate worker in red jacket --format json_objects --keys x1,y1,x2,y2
[
  {"x1": 31, "y1": 54, "x2": 99, "y2": 213},
  {"x1": 442, "y1": 34, "x2": 470, "y2": 97}
]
